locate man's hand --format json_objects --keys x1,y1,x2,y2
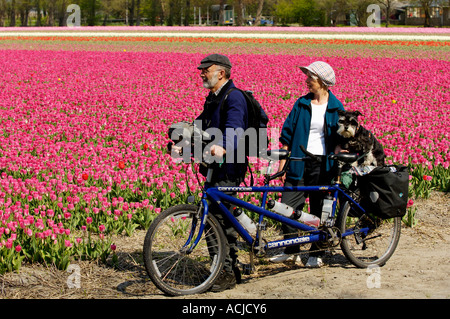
[
  {"x1": 210, "y1": 145, "x2": 226, "y2": 158},
  {"x1": 171, "y1": 144, "x2": 183, "y2": 156}
]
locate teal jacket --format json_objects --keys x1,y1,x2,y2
[{"x1": 279, "y1": 90, "x2": 345, "y2": 181}]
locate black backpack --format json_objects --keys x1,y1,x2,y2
[{"x1": 220, "y1": 88, "x2": 269, "y2": 159}]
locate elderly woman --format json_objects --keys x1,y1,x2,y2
[{"x1": 270, "y1": 61, "x2": 345, "y2": 268}]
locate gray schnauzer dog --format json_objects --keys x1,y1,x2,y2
[{"x1": 336, "y1": 110, "x2": 386, "y2": 167}]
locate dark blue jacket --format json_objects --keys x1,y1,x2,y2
[
  {"x1": 280, "y1": 90, "x2": 345, "y2": 181},
  {"x1": 196, "y1": 80, "x2": 248, "y2": 181}
]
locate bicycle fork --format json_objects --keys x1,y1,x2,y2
[{"x1": 181, "y1": 200, "x2": 209, "y2": 254}]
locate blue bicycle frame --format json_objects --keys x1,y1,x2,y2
[{"x1": 187, "y1": 179, "x2": 369, "y2": 254}]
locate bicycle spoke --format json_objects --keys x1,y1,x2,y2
[
  {"x1": 144, "y1": 205, "x2": 226, "y2": 295},
  {"x1": 339, "y1": 201, "x2": 401, "y2": 268}
]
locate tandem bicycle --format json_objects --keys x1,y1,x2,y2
[{"x1": 142, "y1": 146, "x2": 402, "y2": 296}]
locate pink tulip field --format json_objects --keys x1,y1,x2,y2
[{"x1": 0, "y1": 27, "x2": 448, "y2": 273}]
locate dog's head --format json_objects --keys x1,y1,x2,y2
[{"x1": 336, "y1": 110, "x2": 362, "y2": 138}]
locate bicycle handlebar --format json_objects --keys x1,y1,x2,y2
[
  {"x1": 167, "y1": 121, "x2": 361, "y2": 184},
  {"x1": 299, "y1": 145, "x2": 322, "y2": 163},
  {"x1": 264, "y1": 145, "x2": 362, "y2": 184}
]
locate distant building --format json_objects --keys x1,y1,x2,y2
[
  {"x1": 211, "y1": 4, "x2": 234, "y2": 25},
  {"x1": 399, "y1": 1, "x2": 449, "y2": 26},
  {"x1": 334, "y1": 1, "x2": 449, "y2": 27}
]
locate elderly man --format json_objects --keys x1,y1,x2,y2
[{"x1": 195, "y1": 54, "x2": 249, "y2": 292}]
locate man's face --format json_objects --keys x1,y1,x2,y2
[{"x1": 200, "y1": 65, "x2": 221, "y2": 90}]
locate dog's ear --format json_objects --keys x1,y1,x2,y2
[
  {"x1": 338, "y1": 110, "x2": 346, "y2": 116},
  {"x1": 352, "y1": 110, "x2": 362, "y2": 118}
]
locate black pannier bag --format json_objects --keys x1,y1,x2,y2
[{"x1": 358, "y1": 165, "x2": 410, "y2": 219}]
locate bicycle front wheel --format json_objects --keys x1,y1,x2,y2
[
  {"x1": 143, "y1": 204, "x2": 227, "y2": 296},
  {"x1": 337, "y1": 201, "x2": 401, "y2": 268}
]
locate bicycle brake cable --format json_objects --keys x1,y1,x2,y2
[
  {"x1": 192, "y1": 161, "x2": 205, "y2": 194},
  {"x1": 183, "y1": 162, "x2": 194, "y2": 198}
]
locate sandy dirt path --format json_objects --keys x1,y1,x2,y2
[{"x1": 1, "y1": 192, "x2": 448, "y2": 301}]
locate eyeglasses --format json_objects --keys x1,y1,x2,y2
[
  {"x1": 200, "y1": 68, "x2": 212, "y2": 75},
  {"x1": 200, "y1": 66, "x2": 221, "y2": 75}
]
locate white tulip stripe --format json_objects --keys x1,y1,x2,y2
[{"x1": 1, "y1": 31, "x2": 449, "y2": 42}]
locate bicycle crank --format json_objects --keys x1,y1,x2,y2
[
  {"x1": 327, "y1": 227, "x2": 342, "y2": 247},
  {"x1": 317, "y1": 226, "x2": 342, "y2": 250}
]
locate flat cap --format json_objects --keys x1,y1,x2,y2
[
  {"x1": 197, "y1": 54, "x2": 232, "y2": 69},
  {"x1": 300, "y1": 61, "x2": 336, "y2": 87}
]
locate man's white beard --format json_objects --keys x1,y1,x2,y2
[{"x1": 202, "y1": 71, "x2": 219, "y2": 89}]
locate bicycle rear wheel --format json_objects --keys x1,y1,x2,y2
[
  {"x1": 143, "y1": 204, "x2": 227, "y2": 296},
  {"x1": 337, "y1": 201, "x2": 401, "y2": 268}
]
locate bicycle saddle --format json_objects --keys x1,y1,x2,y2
[
  {"x1": 330, "y1": 153, "x2": 360, "y2": 163},
  {"x1": 265, "y1": 149, "x2": 290, "y2": 161}
]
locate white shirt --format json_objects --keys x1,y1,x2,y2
[
  {"x1": 214, "y1": 80, "x2": 229, "y2": 96},
  {"x1": 307, "y1": 102, "x2": 328, "y2": 156}
]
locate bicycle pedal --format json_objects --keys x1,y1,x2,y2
[{"x1": 354, "y1": 228, "x2": 363, "y2": 245}]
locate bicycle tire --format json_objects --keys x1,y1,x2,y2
[
  {"x1": 143, "y1": 204, "x2": 227, "y2": 296},
  {"x1": 337, "y1": 201, "x2": 401, "y2": 268}
]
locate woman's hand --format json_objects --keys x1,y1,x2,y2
[
  {"x1": 278, "y1": 144, "x2": 289, "y2": 184},
  {"x1": 280, "y1": 173, "x2": 286, "y2": 184},
  {"x1": 276, "y1": 160, "x2": 286, "y2": 184},
  {"x1": 334, "y1": 145, "x2": 348, "y2": 154}
]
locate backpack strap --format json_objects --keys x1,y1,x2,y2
[
  {"x1": 218, "y1": 88, "x2": 254, "y2": 186},
  {"x1": 219, "y1": 87, "x2": 240, "y2": 118}
]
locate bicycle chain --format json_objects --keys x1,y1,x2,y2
[{"x1": 251, "y1": 226, "x2": 341, "y2": 258}]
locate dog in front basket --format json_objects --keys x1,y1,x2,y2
[{"x1": 336, "y1": 110, "x2": 386, "y2": 167}]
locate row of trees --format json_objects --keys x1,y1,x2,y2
[
  {"x1": 277, "y1": 0, "x2": 397, "y2": 27},
  {"x1": 0, "y1": 0, "x2": 259, "y2": 26},
  {"x1": 0, "y1": 0, "x2": 447, "y2": 27}
]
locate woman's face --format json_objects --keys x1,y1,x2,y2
[{"x1": 305, "y1": 72, "x2": 323, "y2": 94}]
